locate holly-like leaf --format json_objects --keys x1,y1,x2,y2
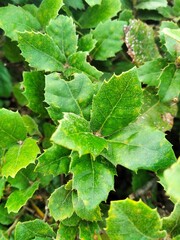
[
  {"x1": 70, "y1": 153, "x2": 115, "y2": 209},
  {"x1": 45, "y1": 73, "x2": 96, "y2": 122},
  {"x1": 6, "y1": 181, "x2": 39, "y2": 213},
  {"x1": 15, "y1": 219, "x2": 55, "y2": 240},
  {"x1": 102, "y1": 124, "x2": 176, "y2": 171},
  {"x1": 78, "y1": 33, "x2": 97, "y2": 52},
  {"x1": 18, "y1": 32, "x2": 65, "y2": 72},
  {"x1": 79, "y1": 221, "x2": 101, "y2": 240},
  {"x1": 46, "y1": 15, "x2": 77, "y2": 58},
  {"x1": 90, "y1": 68, "x2": 143, "y2": 137},
  {"x1": 158, "y1": 64, "x2": 180, "y2": 102},
  {"x1": 125, "y1": 19, "x2": 160, "y2": 65},
  {"x1": 37, "y1": 0, "x2": 63, "y2": 27},
  {"x1": 23, "y1": 71, "x2": 47, "y2": 115},
  {"x1": 0, "y1": 5, "x2": 41, "y2": 41},
  {"x1": 135, "y1": 0, "x2": 167, "y2": 10},
  {"x1": 0, "y1": 62, "x2": 12, "y2": 98},
  {"x1": 48, "y1": 185, "x2": 73, "y2": 221},
  {"x1": 36, "y1": 144, "x2": 70, "y2": 176},
  {"x1": 0, "y1": 108, "x2": 27, "y2": 149},
  {"x1": 2, "y1": 138, "x2": 40, "y2": 178},
  {"x1": 106, "y1": 199, "x2": 166, "y2": 240},
  {"x1": 78, "y1": 0, "x2": 121, "y2": 28},
  {"x1": 51, "y1": 113, "x2": 107, "y2": 158},
  {"x1": 56, "y1": 223, "x2": 78, "y2": 240},
  {"x1": 72, "y1": 191, "x2": 102, "y2": 221},
  {"x1": 91, "y1": 20, "x2": 126, "y2": 60}
]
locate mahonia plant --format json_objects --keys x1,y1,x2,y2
[{"x1": 0, "y1": 0, "x2": 179, "y2": 239}]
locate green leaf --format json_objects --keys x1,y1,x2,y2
[
  {"x1": 0, "y1": 203, "x2": 16, "y2": 225},
  {"x1": 0, "y1": 230, "x2": 8, "y2": 240},
  {"x1": 102, "y1": 124, "x2": 176, "y2": 171},
  {"x1": 135, "y1": 0, "x2": 167, "y2": 10},
  {"x1": 3, "y1": 38, "x2": 23, "y2": 63},
  {"x1": 91, "y1": 20, "x2": 126, "y2": 60},
  {"x1": 0, "y1": 62, "x2": 12, "y2": 98},
  {"x1": 6, "y1": 181, "x2": 39, "y2": 213},
  {"x1": 37, "y1": 0, "x2": 63, "y2": 27},
  {"x1": 2, "y1": 138, "x2": 40, "y2": 178},
  {"x1": 45, "y1": 73, "x2": 96, "y2": 122},
  {"x1": 56, "y1": 223, "x2": 78, "y2": 240},
  {"x1": 52, "y1": 113, "x2": 107, "y2": 158},
  {"x1": 64, "y1": 0, "x2": 84, "y2": 9},
  {"x1": 18, "y1": 32, "x2": 65, "y2": 72},
  {"x1": 46, "y1": 15, "x2": 77, "y2": 58},
  {"x1": 79, "y1": 221, "x2": 101, "y2": 240},
  {"x1": 137, "y1": 59, "x2": 167, "y2": 87},
  {"x1": 65, "y1": 51, "x2": 103, "y2": 81},
  {"x1": 0, "y1": 108, "x2": 27, "y2": 149},
  {"x1": 70, "y1": 153, "x2": 115, "y2": 209},
  {"x1": 85, "y1": 0, "x2": 102, "y2": 6},
  {"x1": 106, "y1": 199, "x2": 166, "y2": 240},
  {"x1": 48, "y1": 185, "x2": 73, "y2": 221},
  {"x1": 163, "y1": 203, "x2": 180, "y2": 237},
  {"x1": 72, "y1": 191, "x2": 102, "y2": 221},
  {"x1": 0, "y1": 177, "x2": 6, "y2": 199},
  {"x1": 90, "y1": 68, "x2": 143, "y2": 137},
  {"x1": 23, "y1": 71, "x2": 47, "y2": 115},
  {"x1": 0, "y1": 5, "x2": 41, "y2": 41},
  {"x1": 158, "y1": 64, "x2": 180, "y2": 102},
  {"x1": 125, "y1": 19, "x2": 160, "y2": 65},
  {"x1": 15, "y1": 219, "x2": 55, "y2": 240},
  {"x1": 22, "y1": 115, "x2": 41, "y2": 137},
  {"x1": 62, "y1": 212, "x2": 81, "y2": 227},
  {"x1": 163, "y1": 28, "x2": 180, "y2": 43},
  {"x1": 36, "y1": 144, "x2": 70, "y2": 176},
  {"x1": 78, "y1": 0, "x2": 121, "y2": 28},
  {"x1": 78, "y1": 33, "x2": 97, "y2": 52}
]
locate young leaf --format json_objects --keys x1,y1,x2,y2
[
  {"x1": 46, "y1": 15, "x2": 78, "y2": 58},
  {"x1": 45, "y1": 73, "x2": 96, "y2": 122},
  {"x1": 70, "y1": 153, "x2": 115, "y2": 209},
  {"x1": 2, "y1": 138, "x2": 40, "y2": 178},
  {"x1": 56, "y1": 223, "x2": 78, "y2": 240},
  {"x1": 163, "y1": 28, "x2": 180, "y2": 42},
  {"x1": 37, "y1": 0, "x2": 63, "y2": 27},
  {"x1": 85, "y1": 0, "x2": 102, "y2": 7},
  {"x1": 106, "y1": 199, "x2": 166, "y2": 240},
  {"x1": 90, "y1": 68, "x2": 143, "y2": 137},
  {"x1": 0, "y1": 5, "x2": 41, "y2": 41},
  {"x1": 51, "y1": 113, "x2": 107, "y2": 158},
  {"x1": 78, "y1": 33, "x2": 97, "y2": 52},
  {"x1": 79, "y1": 221, "x2": 101, "y2": 240},
  {"x1": 78, "y1": 0, "x2": 121, "y2": 28},
  {"x1": 6, "y1": 181, "x2": 39, "y2": 213},
  {"x1": 23, "y1": 71, "x2": 47, "y2": 115},
  {"x1": 36, "y1": 144, "x2": 70, "y2": 176},
  {"x1": 0, "y1": 62, "x2": 12, "y2": 98},
  {"x1": 102, "y1": 124, "x2": 176, "y2": 171},
  {"x1": 18, "y1": 32, "x2": 65, "y2": 72},
  {"x1": 15, "y1": 219, "x2": 55, "y2": 240},
  {"x1": 135, "y1": 0, "x2": 167, "y2": 10},
  {"x1": 48, "y1": 185, "x2": 73, "y2": 221},
  {"x1": 91, "y1": 19, "x2": 126, "y2": 60},
  {"x1": 0, "y1": 108, "x2": 27, "y2": 149},
  {"x1": 72, "y1": 191, "x2": 102, "y2": 221}
]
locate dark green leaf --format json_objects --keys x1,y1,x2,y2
[
  {"x1": 0, "y1": 62, "x2": 12, "y2": 98},
  {"x1": 56, "y1": 223, "x2": 78, "y2": 240},
  {"x1": 0, "y1": 203, "x2": 16, "y2": 225}
]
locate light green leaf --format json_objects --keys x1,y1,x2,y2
[
  {"x1": 102, "y1": 124, "x2": 176, "y2": 171},
  {"x1": 0, "y1": 62, "x2": 12, "y2": 98},
  {"x1": 72, "y1": 191, "x2": 102, "y2": 221},
  {"x1": 78, "y1": 33, "x2": 97, "y2": 52},
  {"x1": 56, "y1": 223, "x2": 78, "y2": 240},
  {"x1": 0, "y1": 5, "x2": 41, "y2": 41},
  {"x1": 65, "y1": 51, "x2": 103, "y2": 81},
  {"x1": 48, "y1": 185, "x2": 73, "y2": 221},
  {"x1": 0, "y1": 108, "x2": 27, "y2": 149},
  {"x1": 90, "y1": 68, "x2": 143, "y2": 137},
  {"x1": 6, "y1": 181, "x2": 39, "y2": 213},
  {"x1": 22, "y1": 115, "x2": 41, "y2": 137},
  {"x1": 158, "y1": 64, "x2": 180, "y2": 102},
  {"x1": 46, "y1": 15, "x2": 77, "y2": 58},
  {"x1": 15, "y1": 219, "x2": 55, "y2": 240},
  {"x1": 79, "y1": 221, "x2": 101, "y2": 240},
  {"x1": 135, "y1": 0, "x2": 167, "y2": 10},
  {"x1": 52, "y1": 113, "x2": 107, "y2": 158},
  {"x1": 163, "y1": 28, "x2": 180, "y2": 43},
  {"x1": 2, "y1": 138, "x2": 40, "y2": 178},
  {"x1": 64, "y1": 0, "x2": 84, "y2": 9},
  {"x1": 0, "y1": 230, "x2": 8, "y2": 240},
  {"x1": 23, "y1": 71, "x2": 47, "y2": 115},
  {"x1": 36, "y1": 144, "x2": 70, "y2": 176},
  {"x1": 163, "y1": 203, "x2": 180, "y2": 237},
  {"x1": 18, "y1": 32, "x2": 65, "y2": 72},
  {"x1": 62, "y1": 213, "x2": 81, "y2": 227},
  {"x1": 91, "y1": 20, "x2": 126, "y2": 60},
  {"x1": 106, "y1": 199, "x2": 166, "y2": 240},
  {"x1": 85, "y1": 0, "x2": 102, "y2": 6},
  {"x1": 78, "y1": 0, "x2": 121, "y2": 28},
  {"x1": 137, "y1": 59, "x2": 167, "y2": 87},
  {"x1": 125, "y1": 19, "x2": 160, "y2": 65},
  {"x1": 37, "y1": 0, "x2": 63, "y2": 27},
  {"x1": 0, "y1": 203, "x2": 16, "y2": 225},
  {"x1": 70, "y1": 153, "x2": 115, "y2": 209},
  {"x1": 45, "y1": 73, "x2": 95, "y2": 122}
]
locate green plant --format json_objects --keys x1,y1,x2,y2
[{"x1": 0, "y1": 0, "x2": 180, "y2": 239}]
